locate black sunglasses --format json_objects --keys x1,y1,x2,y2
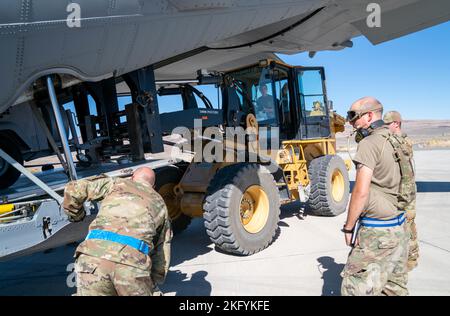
[{"x1": 346, "y1": 110, "x2": 369, "y2": 122}]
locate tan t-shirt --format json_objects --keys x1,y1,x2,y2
[{"x1": 353, "y1": 127, "x2": 401, "y2": 219}]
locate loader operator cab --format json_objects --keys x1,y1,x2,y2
[{"x1": 226, "y1": 60, "x2": 332, "y2": 142}]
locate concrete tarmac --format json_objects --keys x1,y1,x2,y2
[{"x1": 1, "y1": 149, "x2": 449, "y2": 296}]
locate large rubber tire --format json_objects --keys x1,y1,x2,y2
[
  {"x1": 0, "y1": 138, "x2": 23, "y2": 189},
  {"x1": 155, "y1": 165, "x2": 192, "y2": 234},
  {"x1": 308, "y1": 155, "x2": 350, "y2": 216},
  {"x1": 203, "y1": 163, "x2": 280, "y2": 255}
]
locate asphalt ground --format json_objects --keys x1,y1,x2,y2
[{"x1": 0, "y1": 149, "x2": 449, "y2": 296}]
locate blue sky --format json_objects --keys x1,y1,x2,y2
[
  {"x1": 72, "y1": 20, "x2": 450, "y2": 122},
  {"x1": 278, "y1": 21, "x2": 450, "y2": 120}
]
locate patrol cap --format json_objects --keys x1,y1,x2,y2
[{"x1": 383, "y1": 111, "x2": 402, "y2": 124}]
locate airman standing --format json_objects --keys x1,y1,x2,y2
[
  {"x1": 384, "y1": 110, "x2": 418, "y2": 271},
  {"x1": 341, "y1": 97, "x2": 414, "y2": 296}
]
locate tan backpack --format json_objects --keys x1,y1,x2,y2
[{"x1": 383, "y1": 133, "x2": 417, "y2": 210}]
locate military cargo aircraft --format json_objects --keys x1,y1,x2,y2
[
  {"x1": 0, "y1": 0, "x2": 449, "y2": 260},
  {"x1": 2, "y1": 0, "x2": 450, "y2": 114}
]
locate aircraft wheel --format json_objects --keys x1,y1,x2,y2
[{"x1": 0, "y1": 138, "x2": 23, "y2": 190}]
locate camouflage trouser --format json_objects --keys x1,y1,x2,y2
[
  {"x1": 75, "y1": 253, "x2": 155, "y2": 296},
  {"x1": 406, "y1": 209, "x2": 419, "y2": 271},
  {"x1": 341, "y1": 224, "x2": 409, "y2": 296}
]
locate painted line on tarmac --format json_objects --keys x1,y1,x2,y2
[{"x1": 419, "y1": 240, "x2": 450, "y2": 253}]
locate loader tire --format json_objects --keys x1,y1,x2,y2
[
  {"x1": 203, "y1": 163, "x2": 280, "y2": 255},
  {"x1": 0, "y1": 138, "x2": 23, "y2": 190},
  {"x1": 155, "y1": 165, "x2": 191, "y2": 234},
  {"x1": 308, "y1": 155, "x2": 349, "y2": 216}
]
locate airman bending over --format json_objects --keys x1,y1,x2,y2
[{"x1": 63, "y1": 167, "x2": 172, "y2": 296}]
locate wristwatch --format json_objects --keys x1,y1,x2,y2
[{"x1": 341, "y1": 226, "x2": 354, "y2": 233}]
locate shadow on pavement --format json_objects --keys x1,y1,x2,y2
[
  {"x1": 161, "y1": 270, "x2": 212, "y2": 296},
  {"x1": 280, "y1": 200, "x2": 339, "y2": 219},
  {"x1": 279, "y1": 201, "x2": 307, "y2": 221},
  {"x1": 169, "y1": 218, "x2": 213, "y2": 266},
  {"x1": 317, "y1": 256, "x2": 345, "y2": 296},
  {"x1": 0, "y1": 243, "x2": 78, "y2": 296}
]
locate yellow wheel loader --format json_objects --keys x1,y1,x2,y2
[{"x1": 154, "y1": 60, "x2": 350, "y2": 255}]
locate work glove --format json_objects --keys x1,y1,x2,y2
[{"x1": 65, "y1": 208, "x2": 86, "y2": 222}]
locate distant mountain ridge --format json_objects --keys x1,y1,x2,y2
[{"x1": 336, "y1": 120, "x2": 450, "y2": 151}]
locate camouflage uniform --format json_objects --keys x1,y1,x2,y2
[
  {"x1": 341, "y1": 127, "x2": 410, "y2": 296},
  {"x1": 341, "y1": 225, "x2": 409, "y2": 296},
  {"x1": 383, "y1": 111, "x2": 419, "y2": 271},
  {"x1": 63, "y1": 175, "x2": 172, "y2": 296},
  {"x1": 402, "y1": 134, "x2": 419, "y2": 271}
]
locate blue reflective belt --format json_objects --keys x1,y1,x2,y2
[
  {"x1": 360, "y1": 213, "x2": 406, "y2": 228},
  {"x1": 85, "y1": 230, "x2": 150, "y2": 255}
]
